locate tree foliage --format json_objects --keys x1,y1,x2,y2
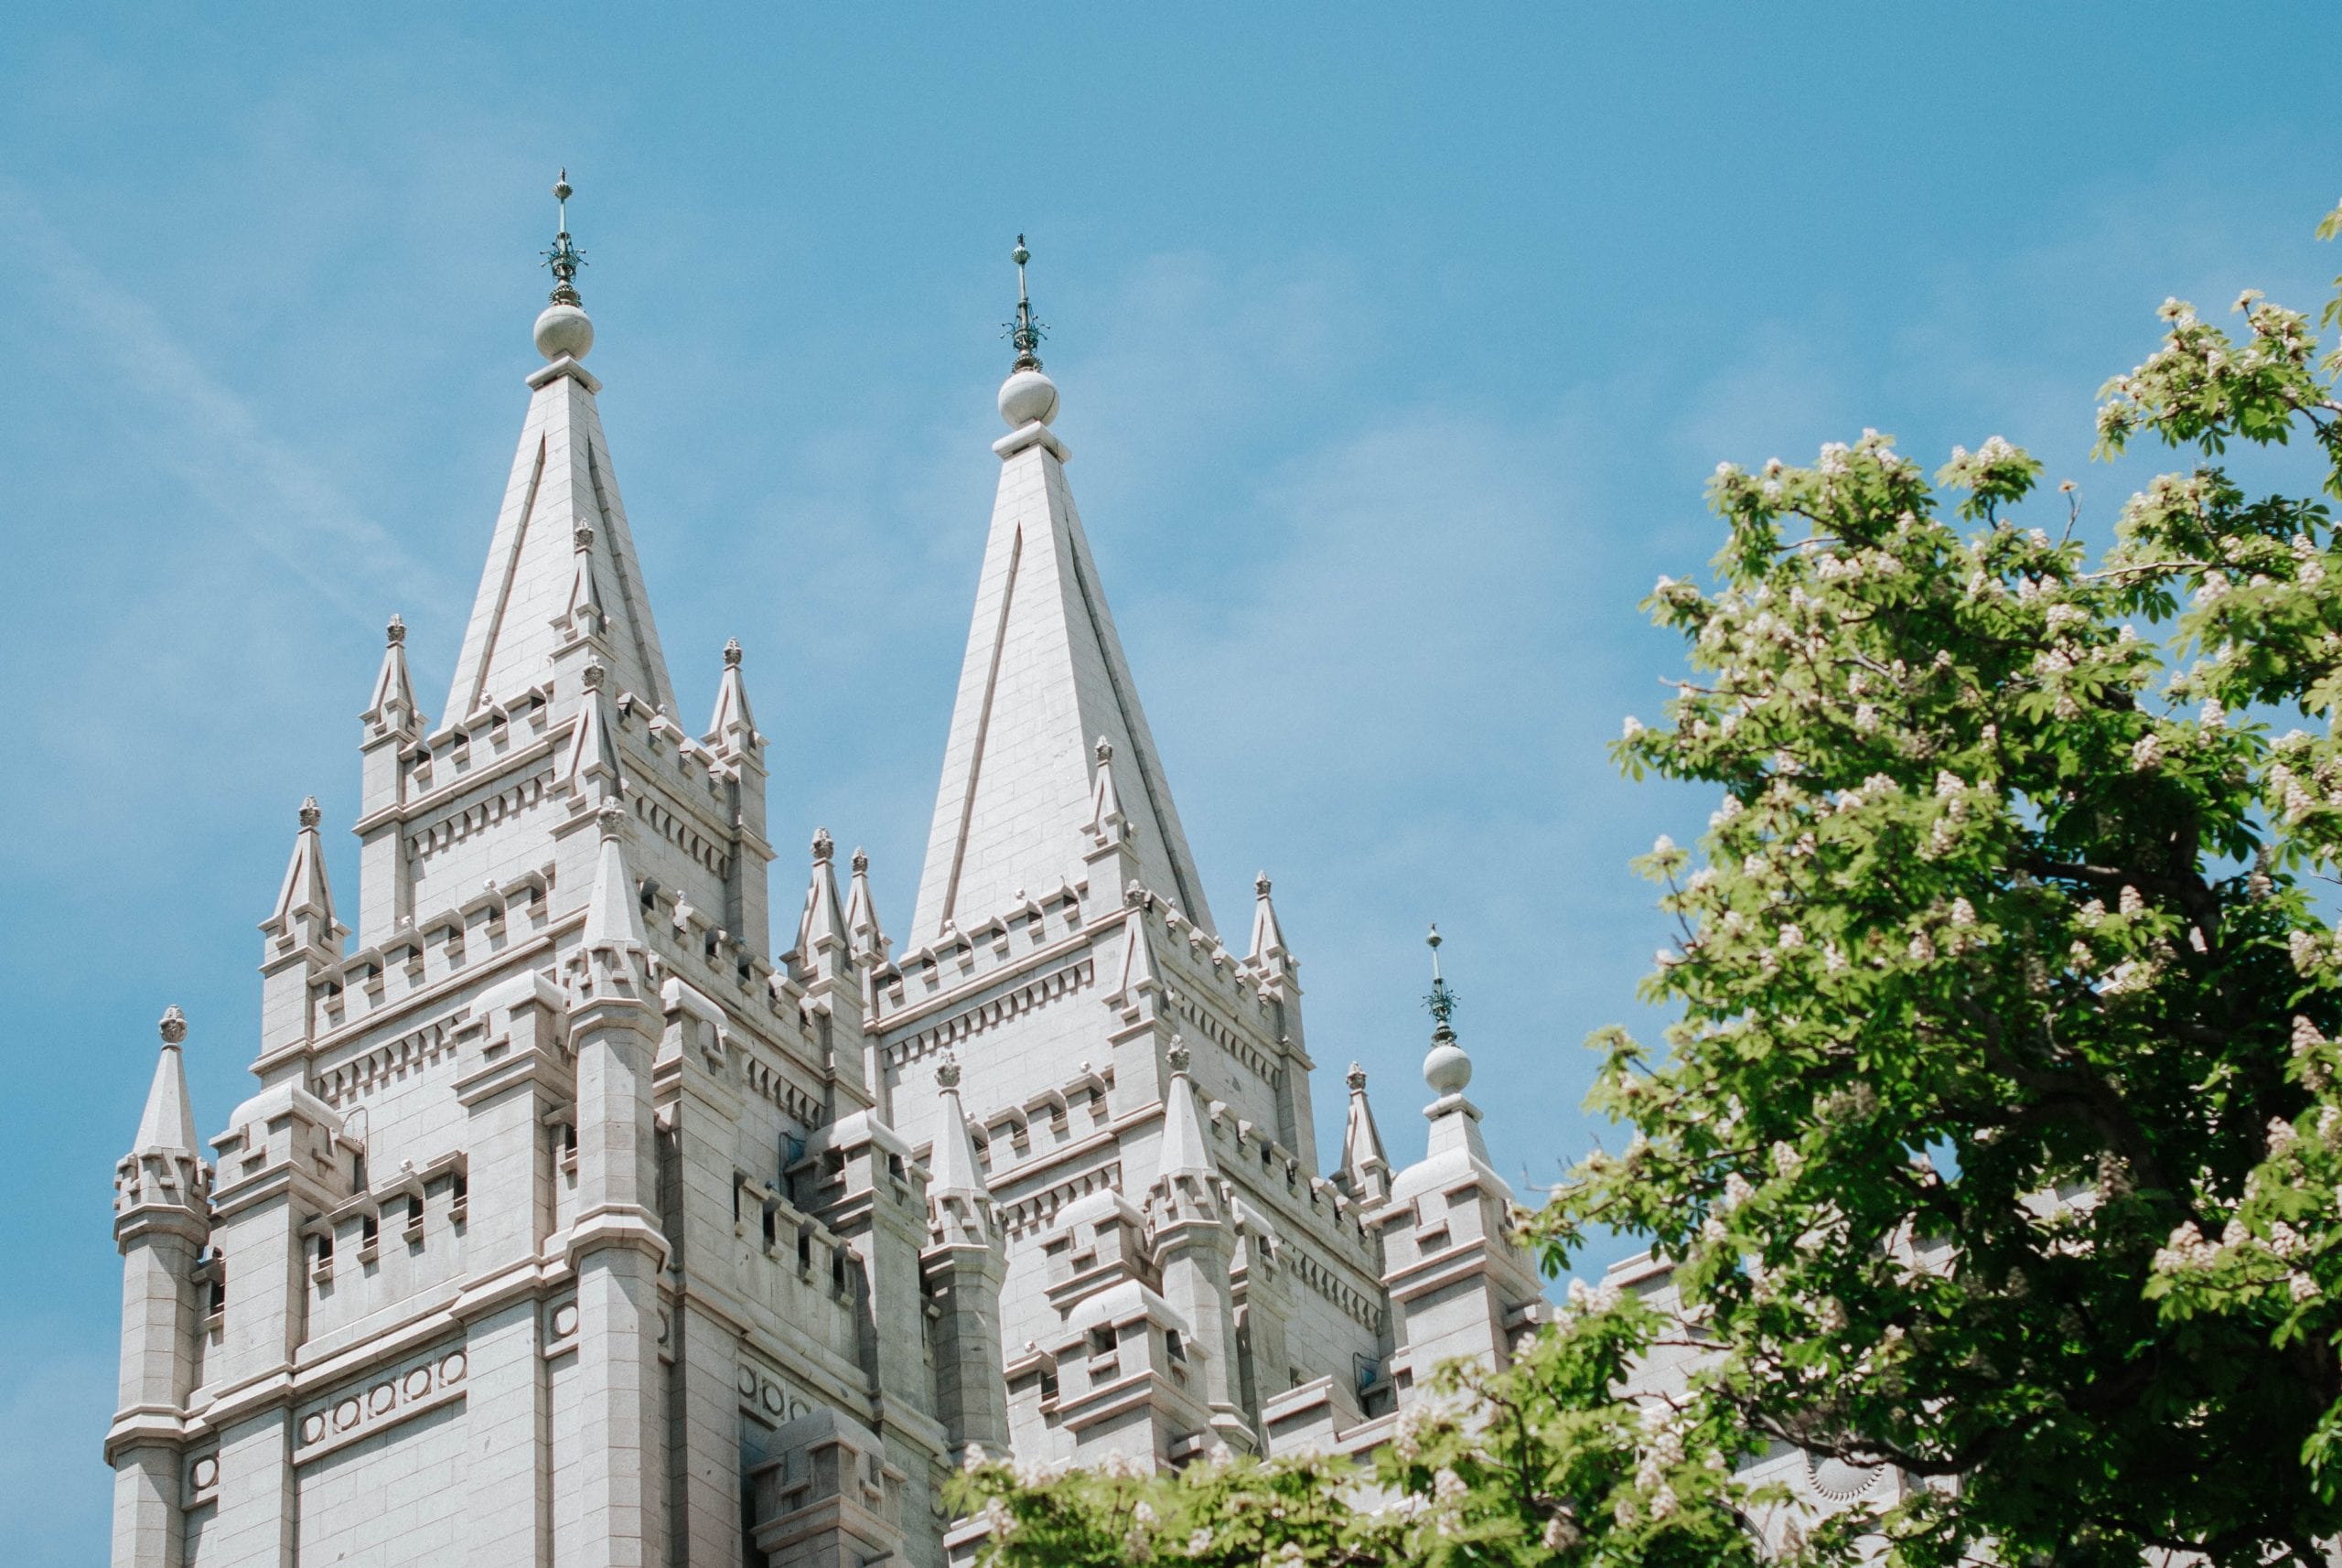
[{"x1": 957, "y1": 205, "x2": 2342, "y2": 1568}]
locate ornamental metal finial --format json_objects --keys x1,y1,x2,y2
[
  {"x1": 1424, "y1": 924, "x2": 1458, "y2": 1041},
  {"x1": 545, "y1": 168, "x2": 586, "y2": 306},
  {"x1": 1004, "y1": 233, "x2": 1046, "y2": 371}
]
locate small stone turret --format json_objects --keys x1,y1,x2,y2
[
  {"x1": 704, "y1": 639, "x2": 775, "y2": 956},
  {"x1": 919, "y1": 1056, "x2": 1010, "y2": 1466},
  {"x1": 107, "y1": 1008, "x2": 213, "y2": 1568},
  {"x1": 259, "y1": 798, "x2": 346, "y2": 1057},
  {"x1": 1145, "y1": 1040, "x2": 1252, "y2": 1454}
]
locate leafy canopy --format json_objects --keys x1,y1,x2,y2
[{"x1": 958, "y1": 203, "x2": 2342, "y2": 1568}]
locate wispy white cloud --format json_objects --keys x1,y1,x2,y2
[{"x1": 0, "y1": 177, "x2": 446, "y2": 625}]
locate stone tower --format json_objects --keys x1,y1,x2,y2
[{"x1": 103, "y1": 197, "x2": 1544, "y2": 1568}]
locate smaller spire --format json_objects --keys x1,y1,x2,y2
[
  {"x1": 560, "y1": 667, "x2": 624, "y2": 803},
  {"x1": 1338, "y1": 1061, "x2": 1391, "y2": 1203},
  {"x1": 1247, "y1": 871, "x2": 1288, "y2": 967},
  {"x1": 797, "y1": 828, "x2": 848, "y2": 960},
  {"x1": 1084, "y1": 735, "x2": 1127, "y2": 844},
  {"x1": 263, "y1": 797, "x2": 341, "y2": 953},
  {"x1": 1156, "y1": 1037, "x2": 1215, "y2": 1181},
  {"x1": 845, "y1": 847, "x2": 889, "y2": 962},
  {"x1": 563, "y1": 524, "x2": 607, "y2": 639},
  {"x1": 704, "y1": 638, "x2": 760, "y2": 754},
  {"x1": 580, "y1": 801, "x2": 649, "y2": 954},
  {"x1": 132, "y1": 1006, "x2": 201, "y2": 1156},
  {"x1": 927, "y1": 1054, "x2": 991, "y2": 1201},
  {"x1": 363, "y1": 614, "x2": 422, "y2": 735}
]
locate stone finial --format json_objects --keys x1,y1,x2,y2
[
  {"x1": 852, "y1": 847, "x2": 869, "y2": 875},
  {"x1": 159, "y1": 1005, "x2": 188, "y2": 1046},
  {"x1": 723, "y1": 638, "x2": 743, "y2": 669},
  {"x1": 298, "y1": 796, "x2": 322, "y2": 830},
  {"x1": 1094, "y1": 736, "x2": 1113, "y2": 764},
  {"x1": 936, "y1": 1054, "x2": 962, "y2": 1091},
  {"x1": 1346, "y1": 1062, "x2": 1366, "y2": 1092},
  {"x1": 581, "y1": 656, "x2": 607, "y2": 691},
  {"x1": 1166, "y1": 1036, "x2": 1191, "y2": 1076},
  {"x1": 1256, "y1": 871, "x2": 1272, "y2": 897},
  {"x1": 596, "y1": 800, "x2": 628, "y2": 842},
  {"x1": 385, "y1": 613, "x2": 406, "y2": 646},
  {"x1": 811, "y1": 828, "x2": 834, "y2": 865},
  {"x1": 574, "y1": 524, "x2": 596, "y2": 550}
]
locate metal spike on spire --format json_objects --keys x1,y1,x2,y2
[
  {"x1": 1004, "y1": 233, "x2": 1046, "y2": 371},
  {"x1": 1424, "y1": 923, "x2": 1458, "y2": 1041},
  {"x1": 544, "y1": 167, "x2": 586, "y2": 306}
]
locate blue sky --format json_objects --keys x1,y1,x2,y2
[{"x1": 4, "y1": 5, "x2": 2339, "y2": 1559}]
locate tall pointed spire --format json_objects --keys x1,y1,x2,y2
[
  {"x1": 445, "y1": 172, "x2": 677, "y2": 722},
  {"x1": 132, "y1": 1006, "x2": 201, "y2": 1157},
  {"x1": 912, "y1": 238, "x2": 1213, "y2": 939},
  {"x1": 263, "y1": 798, "x2": 342, "y2": 953}
]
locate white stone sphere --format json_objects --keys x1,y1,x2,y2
[
  {"x1": 534, "y1": 303, "x2": 595, "y2": 362},
  {"x1": 1423, "y1": 1040, "x2": 1472, "y2": 1097},
  {"x1": 998, "y1": 368, "x2": 1059, "y2": 427}
]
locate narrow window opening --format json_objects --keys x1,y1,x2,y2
[
  {"x1": 831, "y1": 1247, "x2": 848, "y2": 1293},
  {"x1": 1089, "y1": 1326, "x2": 1117, "y2": 1359},
  {"x1": 360, "y1": 1213, "x2": 380, "y2": 1250},
  {"x1": 1165, "y1": 1329, "x2": 1187, "y2": 1364},
  {"x1": 761, "y1": 1205, "x2": 778, "y2": 1248},
  {"x1": 797, "y1": 1228, "x2": 812, "y2": 1272}
]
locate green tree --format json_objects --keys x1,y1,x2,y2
[{"x1": 957, "y1": 206, "x2": 2342, "y2": 1568}]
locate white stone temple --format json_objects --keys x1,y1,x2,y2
[{"x1": 104, "y1": 192, "x2": 1545, "y2": 1568}]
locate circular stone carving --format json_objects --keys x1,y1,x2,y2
[
  {"x1": 369, "y1": 1381, "x2": 396, "y2": 1414},
  {"x1": 736, "y1": 1367, "x2": 758, "y2": 1396},
  {"x1": 300, "y1": 1413, "x2": 326, "y2": 1446},
  {"x1": 790, "y1": 1399, "x2": 809, "y2": 1420},
  {"x1": 1809, "y1": 1453, "x2": 1880, "y2": 1500},
  {"x1": 404, "y1": 1369, "x2": 431, "y2": 1399},
  {"x1": 439, "y1": 1350, "x2": 467, "y2": 1385},
  {"x1": 190, "y1": 1456, "x2": 218, "y2": 1489},
  {"x1": 760, "y1": 1380, "x2": 783, "y2": 1413},
  {"x1": 333, "y1": 1399, "x2": 360, "y2": 1431},
  {"x1": 552, "y1": 1303, "x2": 579, "y2": 1339}
]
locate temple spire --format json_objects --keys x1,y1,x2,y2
[
  {"x1": 1338, "y1": 1062, "x2": 1390, "y2": 1203},
  {"x1": 845, "y1": 847, "x2": 888, "y2": 963},
  {"x1": 362, "y1": 615, "x2": 422, "y2": 736},
  {"x1": 445, "y1": 172, "x2": 676, "y2": 722},
  {"x1": 581, "y1": 802, "x2": 648, "y2": 954},
  {"x1": 263, "y1": 798, "x2": 342, "y2": 954},
  {"x1": 911, "y1": 239, "x2": 1213, "y2": 939},
  {"x1": 705, "y1": 639, "x2": 759, "y2": 753},
  {"x1": 132, "y1": 1007, "x2": 200, "y2": 1158},
  {"x1": 797, "y1": 829, "x2": 848, "y2": 961},
  {"x1": 1156, "y1": 1038, "x2": 1216, "y2": 1183},
  {"x1": 1247, "y1": 872, "x2": 1288, "y2": 967},
  {"x1": 926, "y1": 1055, "x2": 991, "y2": 1204}
]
